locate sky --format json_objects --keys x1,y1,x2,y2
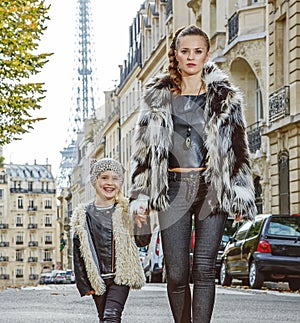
[{"x1": 3, "y1": 0, "x2": 143, "y2": 176}]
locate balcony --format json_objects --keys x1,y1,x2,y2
[
  {"x1": 228, "y1": 12, "x2": 239, "y2": 44},
  {"x1": 29, "y1": 274, "x2": 38, "y2": 280},
  {"x1": 45, "y1": 223, "x2": 52, "y2": 227},
  {"x1": 227, "y1": 5, "x2": 266, "y2": 45},
  {"x1": 0, "y1": 274, "x2": 9, "y2": 280},
  {"x1": 16, "y1": 240, "x2": 24, "y2": 245},
  {"x1": 16, "y1": 223, "x2": 23, "y2": 227},
  {"x1": 28, "y1": 206, "x2": 37, "y2": 212},
  {"x1": 0, "y1": 224, "x2": 8, "y2": 229},
  {"x1": 247, "y1": 122, "x2": 262, "y2": 153},
  {"x1": 28, "y1": 257, "x2": 38, "y2": 262},
  {"x1": 28, "y1": 223, "x2": 38, "y2": 229},
  {"x1": 0, "y1": 256, "x2": 9, "y2": 262},
  {"x1": 269, "y1": 86, "x2": 290, "y2": 122},
  {"x1": 16, "y1": 258, "x2": 24, "y2": 262},
  {"x1": 45, "y1": 240, "x2": 53, "y2": 245},
  {"x1": 28, "y1": 241, "x2": 38, "y2": 247},
  {"x1": 43, "y1": 258, "x2": 52, "y2": 262},
  {"x1": 16, "y1": 274, "x2": 23, "y2": 278},
  {"x1": 0, "y1": 242, "x2": 9, "y2": 247}
]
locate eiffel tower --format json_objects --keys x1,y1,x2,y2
[{"x1": 57, "y1": 0, "x2": 98, "y2": 190}]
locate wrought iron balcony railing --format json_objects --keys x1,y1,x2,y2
[
  {"x1": 247, "y1": 122, "x2": 262, "y2": 153},
  {"x1": 0, "y1": 256, "x2": 9, "y2": 262},
  {"x1": 269, "y1": 86, "x2": 290, "y2": 122},
  {"x1": 28, "y1": 241, "x2": 38, "y2": 247},
  {"x1": 228, "y1": 12, "x2": 239, "y2": 44},
  {"x1": 28, "y1": 257, "x2": 38, "y2": 262}
]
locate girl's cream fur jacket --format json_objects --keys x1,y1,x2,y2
[{"x1": 72, "y1": 202, "x2": 145, "y2": 296}]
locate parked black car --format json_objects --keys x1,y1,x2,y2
[
  {"x1": 220, "y1": 214, "x2": 300, "y2": 290},
  {"x1": 215, "y1": 218, "x2": 241, "y2": 282}
]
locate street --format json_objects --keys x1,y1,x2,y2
[{"x1": 0, "y1": 283, "x2": 299, "y2": 322}]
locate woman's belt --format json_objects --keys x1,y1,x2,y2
[{"x1": 168, "y1": 168, "x2": 206, "y2": 182}]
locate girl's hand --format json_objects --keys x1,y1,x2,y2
[{"x1": 85, "y1": 290, "x2": 95, "y2": 296}]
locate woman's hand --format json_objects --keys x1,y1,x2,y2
[
  {"x1": 85, "y1": 290, "x2": 95, "y2": 296},
  {"x1": 134, "y1": 205, "x2": 149, "y2": 228}
]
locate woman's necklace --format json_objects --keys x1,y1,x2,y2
[{"x1": 184, "y1": 82, "x2": 204, "y2": 149}]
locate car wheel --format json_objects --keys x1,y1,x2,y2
[
  {"x1": 249, "y1": 261, "x2": 264, "y2": 289},
  {"x1": 220, "y1": 261, "x2": 232, "y2": 286},
  {"x1": 289, "y1": 279, "x2": 300, "y2": 291}
]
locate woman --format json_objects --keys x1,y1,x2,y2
[
  {"x1": 72, "y1": 158, "x2": 145, "y2": 323},
  {"x1": 130, "y1": 25, "x2": 257, "y2": 322}
]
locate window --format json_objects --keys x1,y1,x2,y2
[
  {"x1": 28, "y1": 181, "x2": 33, "y2": 192},
  {"x1": 28, "y1": 199, "x2": 35, "y2": 210},
  {"x1": 17, "y1": 196, "x2": 23, "y2": 209},
  {"x1": 44, "y1": 250, "x2": 52, "y2": 261},
  {"x1": 16, "y1": 267, "x2": 23, "y2": 278},
  {"x1": 235, "y1": 222, "x2": 252, "y2": 241},
  {"x1": 45, "y1": 199, "x2": 52, "y2": 209},
  {"x1": 45, "y1": 215, "x2": 52, "y2": 227},
  {"x1": 16, "y1": 232, "x2": 24, "y2": 244},
  {"x1": 247, "y1": 219, "x2": 264, "y2": 238},
  {"x1": 16, "y1": 215, "x2": 23, "y2": 227},
  {"x1": 16, "y1": 250, "x2": 23, "y2": 262},
  {"x1": 45, "y1": 233, "x2": 53, "y2": 244},
  {"x1": 267, "y1": 217, "x2": 300, "y2": 237},
  {"x1": 278, "y1": 150, "x2": 290, "y2": 215},
  {"x1": 0, "y1": 189, "x2": 3, "y2": 200}
]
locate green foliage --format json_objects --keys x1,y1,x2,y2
[{"x1": 0, "y1": 0, "x2": 52, "y2": 145}]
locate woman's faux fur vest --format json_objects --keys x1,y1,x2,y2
[
  {"x1": 130, "y1": 61, "x2": 257, "y2": 221},
  {"x1": 71, "y1": 203, "x2": 145, "y2": 295}
]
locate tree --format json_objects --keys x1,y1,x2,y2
[{"x1": 0, "y1": 0, "x2": 52, "y2": 146}]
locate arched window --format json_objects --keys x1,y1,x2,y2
[{"x1": 278, "y1": 149, "x2": 290, "y2": 214}]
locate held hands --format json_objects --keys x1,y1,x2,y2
[
  {"x1": 134, "y1": 205, "x2": 150, "y2": 228},
  {"x1": 85, "y1": 290, "x2": 95, "y2": 296}
]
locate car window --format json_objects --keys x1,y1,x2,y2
[
  {"x1": 267, "y1": 216, "x2": 300, "y2": 237},
  {"x1": 247, "y1": 218, "x2": 264, "y2": 238},
  {"x1": 234, "y1": 221, "x2": 252, "y2": 241}
]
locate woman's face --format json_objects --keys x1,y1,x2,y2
[
  {"x1": 95, "y1": 170, "x2": 121, "y2": 202},
  {"x1": 175, "y1": 35, "x2": 210, "y2": 77}
]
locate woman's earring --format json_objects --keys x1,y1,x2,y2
[{"x1": 115, "y1": 194, "x2": 119, "y2": 203}]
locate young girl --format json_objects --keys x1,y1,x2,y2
[{"x1": 72, "y1": 158, "x2": 145, "y2": 323}]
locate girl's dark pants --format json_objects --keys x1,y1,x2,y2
[
  {"x1": 159, "y1": 171, "x2": 227, "y2": 323},
  {"x1": 92, "y1": 278, "x2": 129, "y2": 323}
]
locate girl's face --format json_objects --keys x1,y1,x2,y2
[
  {"x1": 95, "y1": 170, "x2": 121, "y2": 202},
  {"x1": 175, "y1": 35, "x2": 210, "y2": 77}
]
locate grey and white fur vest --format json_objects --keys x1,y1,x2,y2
[{"x1": 130, "y1": 61, "x2": 257, "y2": 221}]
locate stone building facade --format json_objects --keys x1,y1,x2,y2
[{"x1": 0, "y1": 162, "x2": 58, "y2": 287}]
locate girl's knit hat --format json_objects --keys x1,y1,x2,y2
[{"x1": 90, "y1": 158, "x2": 124, "y2": 187}]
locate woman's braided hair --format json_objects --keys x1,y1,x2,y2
[{"x1": 167, "y1": 25, "x2": 210, "y2": 94}]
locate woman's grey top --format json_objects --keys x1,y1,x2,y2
[{"x1": 169, "y1": 93, "x2": 207, "y2": 169}]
